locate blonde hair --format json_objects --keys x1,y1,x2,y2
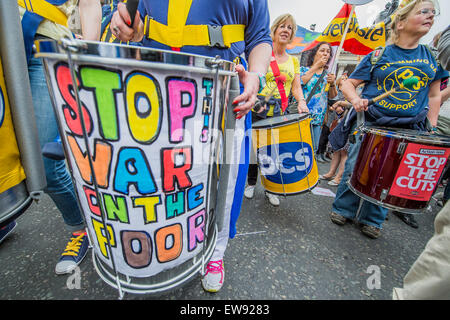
[
  {"x1": 270, "y1": 14, "x2": 297, "y2": 44},
  {"x1": 389, "y1": 0, "x2": 435, "y2": 44}
]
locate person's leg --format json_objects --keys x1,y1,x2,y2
[
  {"x1": 311, "y1": 124, "x2": 322, "y2": 154},
  {"x1": 333, "y1": 150, "x2": 348, "y2": 183},
  {"x1": 444, "y1": 179, "x2": 450, "y2": 205},
  {"x1": 331, "y1": 131, "x2": 361, "y2": 224},
  {"x1": 202, "y1": 113, "x2": 250, "y2": 292},
  {"x1": 321, "y1": 151, "x2": 340, "y2": 179},
  {"x1": 393, "y1": 202, "x2": 450, "y2": 299},
  {"x1": 28, "y1": 57, "x2": 88, "y2": 274}
]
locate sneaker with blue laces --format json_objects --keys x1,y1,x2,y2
[
  {"x1": 0, "y1": 220, "x2": 17, "y2": 244},
  {"x1": 55, "y1": 231, "x2": 89, "y2": 275}
]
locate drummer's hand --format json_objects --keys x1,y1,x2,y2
[
  {"x1": 111, "y1": 3, "x2": 143, "y2": 42},
  {"x1": 297, "y1": 99, "x2": 308, "y2": 113},
  {"x1": 233, "y1": 64, "x2": 259, "y2": 119},
  {"x1": 351, "y1": 97, "x2": 368, "y2": 112},
  {"x1": 326, "y1": 73, "x2": 336, "y2": 84}
]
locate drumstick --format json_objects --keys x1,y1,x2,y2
[
  {"x1": 355, "y1": 76, "x2": 420, "y2": 129},
  {"x1": 368, "y1": 76, "x2": 419, "y2": 105},
  {"x1": 126, "y1": 0, "x2": 140, "y2": 26},
  {"x1": 253, "y1": 74, "x2": 286, "y2": 112}
]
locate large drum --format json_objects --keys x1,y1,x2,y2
[
  {"x1": 0, "y1": 56, "x2": 31, "y2": 228},
  {"x1": 35, "y1": 39, "x2": 238, "y2": 295},
  {"x1": 252, "y1": 113, "x2": 319, "y2": 195},
  {"x1": 349, "y1": 126, "x2": 450, "y2": 214}
]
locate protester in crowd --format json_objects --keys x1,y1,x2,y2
[
  {"x1": 244, "y1": 13, "x2": 308, "y2": 207},
  {"x1": 393, "y1": 22, "x2": 450, "y2": 300},
  {"x1": 300, "y1": 42, "x2": 337, "y2": 153},
  {"x1": 111, "y1": 0, "x2": 273, "y2": 293},
  {"x1": 329, "y1": 0, "x2": 448, "y2": 239},
  {"x1": 0, "y1": 1, "x2": 102, "y2": 273},
  {"x1": 319, "y1": 75, "x2": 350, "y2": 186}
]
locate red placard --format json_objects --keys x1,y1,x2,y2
[{"x1": 388, "y1": 143, "x2": 450, "y2": 201}]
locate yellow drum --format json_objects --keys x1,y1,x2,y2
[
  {"x1": 0, "y1": 56, "x2": 29, "y2": 228},
  {"x1": 252, "y1": 113, "x2": 319, "y2": 195}
]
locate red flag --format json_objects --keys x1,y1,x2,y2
[{"x1": 304, "y1": 4, "x2": 386, "y2": 55}]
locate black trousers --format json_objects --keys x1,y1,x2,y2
[{"x1": 316, "y1": 124, "x2": 330, "y2": 155}]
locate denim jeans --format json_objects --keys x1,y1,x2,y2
[
  {"x1": 311, "y1": 123, "x2": 322, "y2": 153},
  {"x1": 29, "y1": 57, "x2": 85, "y2": 231},
  {"x1": 331, "y1": 126, "x2": 388, "y2": 229}
]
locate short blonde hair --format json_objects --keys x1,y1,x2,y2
[
  {"x1": 270, "y1": 14, "x2": 297, "y2": 44},
  {"x1": 389, "y1": 0, "x2": 435, "y2": 44}
]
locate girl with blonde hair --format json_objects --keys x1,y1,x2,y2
[{"x1": 330, "y1": 0, "x2": 448, "y2": 239}]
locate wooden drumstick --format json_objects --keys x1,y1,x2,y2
[
  {"x1": 253, "y1": 74, "x2": 286, "y2": 112},
  {"x1": 368, "y1": 76, "x2": 419, "y2": 105}
]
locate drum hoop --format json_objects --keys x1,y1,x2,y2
[
  {"x1": 362, "y1": 126, "x2": 450, "y2": 147},
  {"x1": 253, "y1": 113, "x2": 310, "y2": 129},
  {"x1": 34, "y1": 40, "x2": 236, "y2": 77}
]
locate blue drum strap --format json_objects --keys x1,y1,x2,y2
[{"x1": 21, "y1": 11, "x2": 44, "y2": 63}]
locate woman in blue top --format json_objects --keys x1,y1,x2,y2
[
  {"x1": 300, "y1": 42, "x2": 337, "y2": 152},
  {"x1": 330, "y1": 0, "x2": 448, "y2": 239}
]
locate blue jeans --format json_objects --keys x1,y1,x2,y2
[
  {"x1": 331, "y1": 127, "x2": 388, "y2": 229},
  {"x1": 311, "y1": 123, "x2": 322, "y2": 153},
  {"x1": 29, "y1": 57, "x2": 85, "y2": 232}
]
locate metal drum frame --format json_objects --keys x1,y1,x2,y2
[
  {"x1": 252, "y1": 113, "x2": 319, "y2": 196},
  {"x1": 35, "y1": 39, "x2": 239, "y2": 297},
  {"x1": 348, "y1": 125, "x2": 450, "y2": 214}
]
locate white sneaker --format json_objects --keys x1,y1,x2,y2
[
  {"x1": 265, "y1": 192, "x2": 280, "y2": 206},
  {"x1": 244, "y1": 185, "x2": 255, "y2": 199},
  {"x1": 201, "y1": 260, "x2": 225, "y2": 293}
]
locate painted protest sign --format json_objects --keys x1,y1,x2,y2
[{"x1": 45, "y1": 59, "x2": 225, "y2": 278}]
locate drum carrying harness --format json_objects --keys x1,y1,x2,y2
[
  {"x1": 142, "y1": 0, "x2": 245, "y2": 49},
  {"x1": 17, "y1": 0, "x2": 70, "y2": 63}
]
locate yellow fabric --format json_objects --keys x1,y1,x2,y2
[
  {"x1": 145, "y1": 19, "x2": 245, "y2": 48},
  {"x1": 0, "y1": 58, "x2": 26, "y2": 194},
  {"x1": 143, "y1": 0, "x2": 244, "y2": 48},
  {"x1": 17, "y1": 0, "x2": 77, "y2": 41},
  {"x1": 259, "y1": 55, "x2": 299, "y2": 99}
]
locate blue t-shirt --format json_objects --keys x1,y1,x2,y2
[
  {"x1": 137, "y1": 0, "x2": 272, "y2": 61},
  {"x1": 351, "y1": 44, "x2": 449, "y2": 118},
  {"x1": 299, "y1": 66, "x2": 329, "y2": 125}
]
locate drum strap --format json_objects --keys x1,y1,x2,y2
[
  {"x1": 143, "y1": 16, "x2": 245, "y2": 49},
  {"x1": 270, "y1": 52, "x2": 288, "y2": 112},
  {"x1": 17, "y1": 0, "x2": 69, "y2": 63}
]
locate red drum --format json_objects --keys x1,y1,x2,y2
[{"x1": 349, "y1": 126, "x2": 450, "y2": 214}]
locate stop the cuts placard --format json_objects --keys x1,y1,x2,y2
[{"x1": 388, "y1": 143, "x2": 450, "y2": 201}]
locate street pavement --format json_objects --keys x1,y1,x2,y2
[{"x1": 0, "y1": 160, "x2": 443, "y2": 301}]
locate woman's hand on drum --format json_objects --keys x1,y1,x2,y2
[
  {"x1": 297, "y1": 99, "x2": 308, "y2": 114},
  {"x1": 233, "y1": 64, "x2": 260, "y2": 119},
  {"x1": 111, "y1": 2, "x2": 143, "y2": 42},
  {"x1": 351, "y1": 97, "x2": 369, "y2": 112}
]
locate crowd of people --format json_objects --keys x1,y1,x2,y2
[{"x1": 0, "y1": 0, "x2": 449, "y2": 299}]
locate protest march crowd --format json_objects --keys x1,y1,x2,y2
[{"x1": 0, "y1": 0, "x2": 449, "y2": 299}]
